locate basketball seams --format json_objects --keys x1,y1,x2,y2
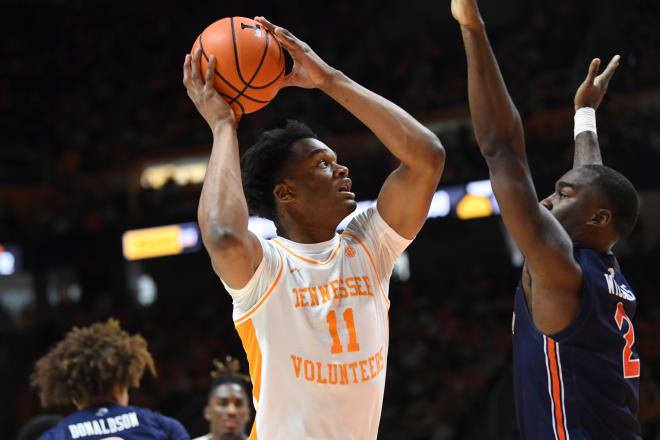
[
  {"x1": 199, "y1": 35, "x2": 268, "y2": 105},
  {"x1": 196, "y1": 17, "x2": 284, "y2": 114},
  {"x1": 229, "y1": 17, "x2": 251, "y2": 86},
  {"x1": 246, "y1": 36, "x2": 285, "y2": 89},
  {"x1": 228, "y1": 20, "x2": 271, "y2": 106}
]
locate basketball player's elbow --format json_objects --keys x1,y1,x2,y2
[
  {"x1": 478, "y1": 127, "x2": 522, "y2": 159},
  {"x1": 415, "y1": 136, "x2": 446, "y2": 174}
]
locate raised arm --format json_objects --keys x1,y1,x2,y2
[
  {"x1": 255, "y1": 17, "x2": 445, "y2": 239},
  {"x1": 183, "y1": 49, "x2": 262, "y2": 289},
  {"x1": 452, "y1": 0, "x2": 582, "y2": 323},
  {"x1": 573, "y1": 55, "x2": 620, "y2": 167}
]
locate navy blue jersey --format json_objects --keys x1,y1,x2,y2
[
  {"x1": 513, "y1": 248, "x2": 641, "y2": 439},
  {"x1": 37, "y1": 404, "x2": 190, "y2": 440}
]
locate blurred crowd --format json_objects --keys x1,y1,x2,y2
[
  {"x1": 3, "y1": 0, "x2": 660, "y2": 438},
  {"x1": 2, "y1": 0, "x2": 660, "y2": 241}
]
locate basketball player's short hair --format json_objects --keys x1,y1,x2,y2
[
  {"x1": 583, "y1": 164, "x2": 640, "y2": 237},
  {"x1": 207, "y1": 356, "x2": 251, "y2": 401},
  {"x1": 241, "y1": 120, "x2": 318, "y2": 222},
  {"x1": 30, "y1": 318, "x2": 156, "y2": 408}
]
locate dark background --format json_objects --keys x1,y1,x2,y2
[{"x1": 3, "y1": 0, "x2": 660, "y2": 438}]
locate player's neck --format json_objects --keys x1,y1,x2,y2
[
  {"x1": 277, "y1": 212, "x2": 339, "y2": 244},
  {"x1": 573, "y1": 237, "x2": 614, "y2": 254},
  {"x1": 277, "y1": 221, "x2": 338, "y2": 244}
]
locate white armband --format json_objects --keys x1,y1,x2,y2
[{"x1": 574, "y1": 107, "x2": 597, "y2": 139}]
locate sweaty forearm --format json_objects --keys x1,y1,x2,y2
[
  {"x1": 319, "y1": 70, "x2": 443, "y2": 169},
  {"x1": 198, "y1": 122, "x2": 250, "y2": 242},
  {"x1": 461, "y1": 23, "x2": 523, "y2": 156}
]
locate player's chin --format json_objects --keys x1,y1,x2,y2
[{"x1": 341, "y1": 197, "x2": 357, "y2": 213}]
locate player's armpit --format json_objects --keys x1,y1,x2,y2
[{"x1": 204, "y1": 229, "x2": 264, "y2": 290}]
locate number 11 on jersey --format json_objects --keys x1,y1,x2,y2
[{"x1": 327, "y1": 308, "x2": 360, "y2": 354}]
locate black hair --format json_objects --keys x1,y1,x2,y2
[
  {"x1": 17, "y1": 414, "x2": 63, "y2": 440},
  {"x1": 241, "y1": 120, "x2": 318, "y2": 222},
  {"x1": 207, "y1": 356, "x2": 251, "y2": 401},
  {"x1": 583, "y1": 164, "x2": 640, "y2": 237}
]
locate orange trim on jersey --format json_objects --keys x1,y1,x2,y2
[
  {"x1": 234, "y1": 253, "x2": 284, "y2": 325},
  {"x1": 235, "y1": 319, "x2": 261, "y2": 440},
  {"x1": 271, "y1": 238, "x2": 342, "y2": 265},
  {"x1": 341, "y1": 231, "x2": 390, "y2": 308},
  {"x1": 547, "y1": 337, "x2": 568, "y2": 440}
]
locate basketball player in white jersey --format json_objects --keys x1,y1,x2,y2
[{"x1": 183, "y1": 16, "x2": 445, "y2": 439}]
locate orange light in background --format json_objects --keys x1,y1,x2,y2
[
  {"x1": 456, "y1": 194, "x2": 493, "y2": 220},
  {"x1": 122, "y1": 225, "x2": 184, "y2": 260}
]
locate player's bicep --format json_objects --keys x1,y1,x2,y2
[
  {"x1": 377, "y1": 162, "x2": 443, "y2": 239},
  {"x1": 486, "y1": 150, "x2": 580, "y2": 286},
  {"x1": 205, "y1": 230, "x2": 263, "y2": 290}
]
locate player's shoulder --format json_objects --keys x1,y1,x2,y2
[
  {"x1": 148, "y1": 409, "x2": 189, "y2": 438},
  {"x1": 35, "y1": 414, "x2": 75, "y2": 440},
  {"x1": 574, "y1": 247, "x2": 616, "y2": 272},
  {"x1": 344, "y1": 204, "x2": 379, "y2": 236}
]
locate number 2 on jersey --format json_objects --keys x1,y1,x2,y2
[
  {"x1": 327, "y1": 308, "x2": 360, "y2": 354},
  {"x1": 614, "y1": 302, "x2": 640, "y2": 378}
]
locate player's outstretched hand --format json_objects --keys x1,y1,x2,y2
[
  {"x1": 183, "y1": 48, "x2": 239, "y2": 130},
  {"x1": 451, "y1": 0, "x2": 484, "y2": 30},
  {"x1": 574, "y1": 55, "x2": 620, "y2": 111},
  {"x1": 254, "y1": 16, "x2": 336, "y2": 90}
]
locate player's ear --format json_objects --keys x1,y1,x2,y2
[
  {"x1": 589, "y1": 208, "x2": 612, "y2": 227},
  {"x1": 274, "y1": 181, "x2": 296, "y2": 203},
  {"x1": 204, "y1": 404, "x2": 212, "y2": 421}
]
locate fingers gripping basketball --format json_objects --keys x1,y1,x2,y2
[{"x1": 191, "y1": 17, "x2": 285, "y2": 116}]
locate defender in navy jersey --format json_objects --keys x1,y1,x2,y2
[
  {"x1": 30, "y1": 319, "x2": 190, "y2": 440},
  {"x1": 38, "y1": 404, "x2": 188, "y2": 440},
  {"x1": 513, "y1": 249, "x2": 640, "y2": 438},
  {"x1": 452, "y1": 0, "x2": 641, "y2": 438}
]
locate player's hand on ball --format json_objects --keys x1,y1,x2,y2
[
  {"x1": 574, "y1": 55, "x2": 620, "y2": 111},
  {"x1": 254, "y1": 16, "x2": 336, "y2": 90},
  {"x1": 451, "y1": 0, "x2": 484, "y2": 30},
  {"x1": 183, "y1": 48, "x2": 239, "y2": 130}
]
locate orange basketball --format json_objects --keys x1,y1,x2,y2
[{"x1": 191, "y1": 17, "x2": 285, "y2": 116}]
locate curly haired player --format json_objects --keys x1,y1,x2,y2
[{"x1": 30, "y1": 318, "x2": 190, "y2": 440}]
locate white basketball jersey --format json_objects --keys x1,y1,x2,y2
[{"x1": 222, "y1": 205, "x2": 410, "y2": 439}]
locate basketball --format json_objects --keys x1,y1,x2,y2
[{"x1": 191, "y1": 17, "x2": 285, "y2": 116}]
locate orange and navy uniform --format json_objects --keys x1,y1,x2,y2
[{"x1": 513, "y1": 248, "x2": 641, "y2": 439}]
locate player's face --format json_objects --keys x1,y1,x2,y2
[
  {"x1": 280, "y1": 138, "x2": 357, "y2": 225},
  {"x1": 540, "y1": 168, "x2": 604, "y2": 241},
  {"x1": 204, "y1": 383, "x2": 250, "y2": 439}
]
